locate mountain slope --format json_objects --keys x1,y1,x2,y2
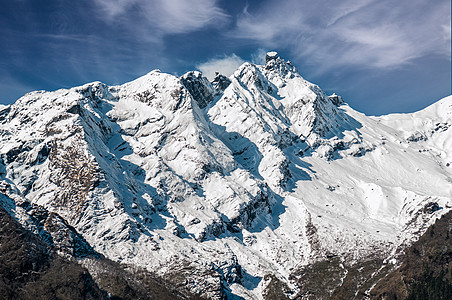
[
  {"x1": 0, "y1": 201, "x2": 106, "y2": 300},
  {"x1": 0, "y1": 52, "x2": 451, "y2": 299},
  {"x1": 369, "y1": 209, "x2": 452, "y2": 299}
]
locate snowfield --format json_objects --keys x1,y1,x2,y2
[{"x1": 0, "y1": 52, "x2": 451, "y2": 299}]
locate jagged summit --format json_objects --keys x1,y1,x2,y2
[
  {"x1": 0, "y1": 53, "x2": 451, "y2": 299},
  {"x1": 180, "y1": 71, "x2": 216, "y2": 109},
  {"x1": 265, "y1": 51, "x2": 279, "y2": 62},
  {"x1": 262, "y1": 51, "x2": 299, "y2": 81},
  {"x1": 211, "y1": 72, "x2": 231, "y2": 92}
]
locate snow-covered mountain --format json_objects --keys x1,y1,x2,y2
[{"x1": 0, "y1": 52, "x2": 451, "y2": 299}]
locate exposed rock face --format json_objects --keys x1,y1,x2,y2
[
  {"x1": 265, "y1": 51, "x2": 279, "y2": 63},
  {"x1": 0, "y1": 52, "x2": 451, "y2": 299},
  {"x1": 180, "y1": 71, "x2": 215, "y2": 109},
  {"x1": 212, "y1": 73, "x2": 231, "y2": 92},
  {"x1": 328, "y1": 93, "x2": 344, "y2": 106}
]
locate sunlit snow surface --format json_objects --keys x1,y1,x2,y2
[{"x1": 0, "y1": 54, "x2": 451, "y2": 299}]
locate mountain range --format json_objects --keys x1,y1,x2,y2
[{"x1": 0, "y1": 51, "x2": 451, "y2": 299}]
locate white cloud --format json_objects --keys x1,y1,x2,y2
[
  {"x1": 149, "y1": 0, "x2": 229, "y2": 34},
  {"x1": 94, "y1": 0, "x2": 135, "y2": 18},
  {"x1": 251, "y1": 48, "x2": 268, "y2": 65},
  {"x1": 196, "y1": 54, "x2": 245, "y2": 80},
  {"x1": 233, "y1": 0, "x2": 451, "y2": 71},
  {"x1": 442, "y1": 23, "x2": 451, "y2": 59},
  {"x1": 94, "y1": 0, "x2": 229, "y2": 35}
]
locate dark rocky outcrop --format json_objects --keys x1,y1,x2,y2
[
  {"x1": 212, "y1": 73, "x2": 231, "y2": 92},
  {"x1": 370, "y1": 211, "x2": 452, "y2": 299},
  {"x1": 0, "y1": 205, "x2": 107, "y2": 300},
  {"x1": 181, "y1": 71, "x2": 215, "y2": 109}
]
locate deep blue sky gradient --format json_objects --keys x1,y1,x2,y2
[{"x1": 1, "y1": 0, "x2": 450, "y2": 115}]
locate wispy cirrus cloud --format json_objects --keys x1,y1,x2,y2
[
  {"x1": 94, "y1": 0, "x2": 229, "y2": 35},
  {"x1": 233, "y1": 0, "x2": 451, "y2": 71},
  {"x1": 442, "y1": 23, "x2": 451, "y2": 48},
  {"x1": 94, "y1": 0, "x2": 134, "y2": 18},
  {"x1": 3, "y1": 0, "x2": 230, "y2": 96}
]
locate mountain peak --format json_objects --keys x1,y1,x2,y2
[
  {"x1": 265, "y1": 51, "x2": 279, "y2": 63},
  {"x1": 261, "y1": 51, "x2": 298, "y2": 82},
  {"x1": 180, "y1": 71, "x2": 215, "y2": 109}
]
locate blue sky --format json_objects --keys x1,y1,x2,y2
[{"x1": 1, "y1": 0, "x2": 450, "y2": 115}]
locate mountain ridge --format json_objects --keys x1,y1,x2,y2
[{"x1": 0, "y1": 52, "x2": 451, "y2": 299}]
